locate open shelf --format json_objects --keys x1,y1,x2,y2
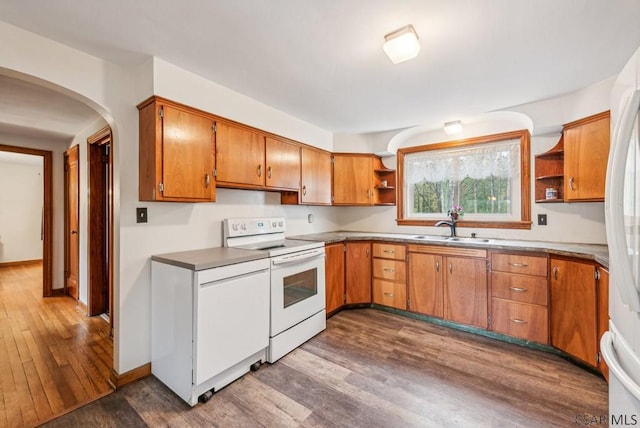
[
  {"x1": 373, "y1": 161, "x2": 396, "y2": 205},
  {"x1": 534, "y1": 136, "x2": 564, "y2": 203}
]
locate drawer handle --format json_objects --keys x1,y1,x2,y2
[
  {"x1": 509, "y1": 262, "x2": 528, "y2": 268},
  {"x1": 383, "y1": 292, "x2": 394, "y2": 297},
  {"x1": 509, "y1": 287, "x2": 527, "y2": 293},
  {"x1": 383, "y1": 268, "x2": 395, "y2": 272},
  {"x1": 552, "y1": 266, "x2": 558, "y2": 280},
  {"x1": 383, "y1": 250, "x2": 395, "y2": 254},
  {"x1": 510, "y1": 318, "x2": 528, "y2": 324},
  {"x1": 257, "y1": 164, "x2": 262, "y2": 177},
  {"x1": 436, "y1": 261, "x2": 440, "y2": 272}
]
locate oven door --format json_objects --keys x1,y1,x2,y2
[{"x1": 270, "y1": 248, "x2": 326, "y2": 336}]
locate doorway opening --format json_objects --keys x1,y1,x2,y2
[
  {"x1": 87, "y1": 126, "x2": 114, "y2": 332},
  {"x1": 0, "y1": 144, "x2": 52, "y2": 295}
]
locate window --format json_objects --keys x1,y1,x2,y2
[{"x1": 397, "y1": 130, "x2": 531, "y2": 229}]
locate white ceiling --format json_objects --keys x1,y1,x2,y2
[{"x1": 1, "y1": 0, "x2": 640, "y2": 136}]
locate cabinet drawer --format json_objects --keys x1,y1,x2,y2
[
  {"x1": 372, "y1": 243, "x2": 406, "y2": 260},
  {"x1": 491, "y1": 299, "x2": 548, "y2": 344},
  {"x1": 373, "y1": 259, "x2": 406, "y2": 282},
  {"x1": 491, "y1": 253, "x2": 547, "y2": 277},
  {"x1": 491, "y1": 272, "x2": 548, "y2": 306},
  {"x1": 373, "y1": 279, "x2": 406, "y2": 310}
]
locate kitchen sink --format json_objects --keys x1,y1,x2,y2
[
  {"x1": 446, "y1": 237, "x2": 491, "y2": 243},
  {"x1": 411, "y1": 235, "x2": 449, "y2": 241}
]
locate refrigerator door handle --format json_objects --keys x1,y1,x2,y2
[
  {"x1": 605, "y1": 88, "x2": 640, "y2": 311},
  {"x1": 601, "y1": 331, "x2": 640, "y2": 402}
]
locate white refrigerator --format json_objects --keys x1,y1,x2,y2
[{"x1": 602, "y1": 44, "x2": 640, "y2": 424}]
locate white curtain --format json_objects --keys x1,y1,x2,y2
[{"x1": 405, "y1": 139, "x2": 520, "y2": 184}]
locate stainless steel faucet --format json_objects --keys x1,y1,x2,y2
[{"x1": 435, "y1": 219, "x2": 456, "y2": 237}]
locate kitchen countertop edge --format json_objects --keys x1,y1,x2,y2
[
  {"x1": 151, "y1": 247, "x2": 269, "y2": 271},
  {"x1": 289, "y1": 231, "x2": 609, "y2": 268}
]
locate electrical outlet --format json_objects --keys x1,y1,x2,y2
[
  {"x1": 137, "y1": 207, "x2": 148, "y2": 223},
  {"x1": 537, "y1": 214, "x2": 547, "y2": 226}
]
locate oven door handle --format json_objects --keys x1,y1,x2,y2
[{"x1": 271, "y1": 250, "x2": 325, "y2": 266}]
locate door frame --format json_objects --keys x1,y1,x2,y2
[
  {"x1": 87, "y1": 126, "x2": 114, "y2": 327},
  {"x1": 0, "y1": 144, "x2": 53, "y2": 296}
]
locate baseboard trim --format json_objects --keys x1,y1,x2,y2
[
  {"x1": 109, "y1": 363, "x2": 152, "y2": 389},
  {"x1": 0, "y1": 259, "x2": 43, "y2": 268}
]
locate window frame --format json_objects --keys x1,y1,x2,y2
[{"x1": 397, "y1": 129, "x2": 531, "y2": 229}]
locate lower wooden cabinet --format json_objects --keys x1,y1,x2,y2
[
  {"x1": 408, "y1": 245, "x2": 487, "y2": 328},
  {"x1": 372, "y1": 243, "x2": 407, "y2": 310},
  {"x1": 325, "y1": 243, "x2": 345, "y2": 314},
  {"x1": 345, "y1": 242, "x2": 372, "y2": 304},
  {"x1": 444, "y1": 257, "x2": 488, "y2": 329},
  {"x1": 550, "y1": 257, "x2": 598, "y2": 367},
  {"x1": 597, "y1": 267, "x2": 609, "y2": 379},
  {"x1": 491, "y1": 299, "x2": 548, "y2": 344},
  {"x1": 489, "y1": 251, "x2": 549, "y2": 344}
]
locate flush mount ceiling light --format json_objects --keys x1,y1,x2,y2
[
  {"x1": 443, "y1": 120, "x2": 463, "y2": 135},
  {"x1": 383, "y1": 24, "x2": 421, "y2": 64}
]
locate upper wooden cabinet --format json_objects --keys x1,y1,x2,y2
[
  {"x1": 138, "y1": 97, "x2": 216, "y2": 202},
  {"x1": 563, "y1": 111, "x2": 610, "y2": 201},
  {"x1": 215, "y1": 123, "x2": 301, "y2": 191},
  {"x1": 332, "y1": 153, "x2": 396, "y2": 206},
  {"x1": 535, "y1": 111, "x2": 610, "y2": 203},
  {"x1": 215, "y1": 122, "x2": 265, "y2": 188},
  {"x1": 333, "y1": 154, "x2": 373, "y2": 205},
  {"x1": 265, "y1": 137, "x2": 301, "y2": 190},
  {"x1": 299, "y1": 147, "x2": 332, "y2": 205}
]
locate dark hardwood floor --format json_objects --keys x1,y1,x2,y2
[
  {"x1": 44, "y1": 308, "x2": 607, "y2": 427},
  {"x1": 0, "y1": 263, "x2": 114, "y2": 427}
]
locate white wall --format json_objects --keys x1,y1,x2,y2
[
  {"x1": 0, "y1": 157, "x2": 43, "y2": 263},
  {"x1": 336, "y1": 79, "x2": 613, "y2": 245}
]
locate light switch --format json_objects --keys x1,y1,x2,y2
[
  {"x1": 537, "y1": 214, "x2": 547, "y2": 226},
  {"x1": 137, "y1": 207, "x2": 148, "y2": 223}
]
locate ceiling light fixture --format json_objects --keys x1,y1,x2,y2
[
  {"x1": 443, "y1": 120, "x2": 463, "y2": 135},
  {"x1": 383, "y1": 24, "x2": 421, "y2": 64}
]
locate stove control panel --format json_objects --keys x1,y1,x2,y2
[{"x1": 224, "y1": 217, "x2": 286, "y2": 238}]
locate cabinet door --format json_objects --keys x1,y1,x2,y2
[
  {"x1": 300, "y1": 147, "x2": 332, "y2": 205},
  {"x1": 564, "y1": 113, "x2": 610, "y2": 201},
  {"x1": 444, "y1": 257, "x2": 488, "y2": 328},
  {"x1": 597, "y1": 267, "x2": 609, "y2": 380},
  {"x1": 332, "y1": 154, "x2": 373, "y2": 205},
  {"x1": 160, "y1": 105, "x2": 216, "y2": 201},
  {"x1": 216, "y1": 122, "x2": 265, "y2": 187},
  {"x1": 265, "y1": 137, "x2": 300, "y2": 190},
  {"x1": 325, "y1": 243, "x2": 345, "y2": 314},
  {"x1": 408, "y1": 253, "x2": 443, "y2": 318},
  {"x1": 550, "y1": 258, "x2": 598, "y2": 366},
  {"x1": 345, "y1": 242, "x2": 371, "y2": 304}
]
